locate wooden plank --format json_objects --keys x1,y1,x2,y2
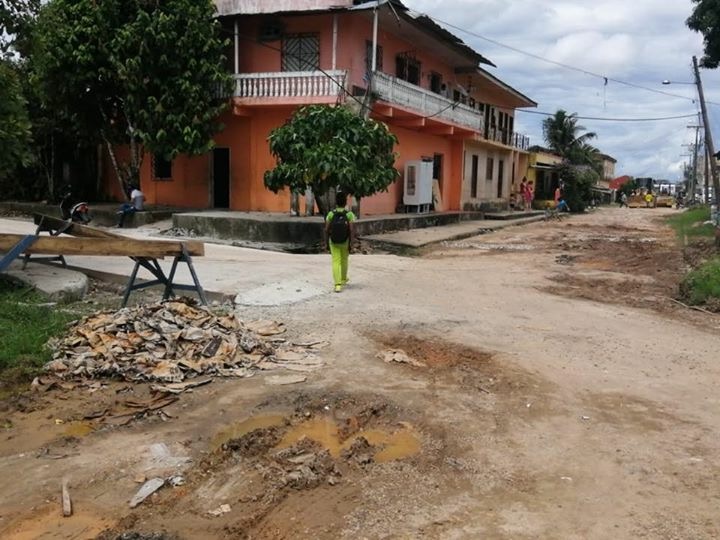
[
  {"x1": 33, "y1": 214, "x2": 121, "y2": 239},
  {"x1": 61, "y1": 479, "x2": 72, "y2": 517},
  {"x1": 0, "y1": 234, "x2": 204, "y2": 258}
]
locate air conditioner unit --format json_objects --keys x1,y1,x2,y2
[
  {"x1": 403, "y1": 159, "x2": 433, "y2": 210},
  {"x1": 259, "y1": 21, "x2": 283, "y2": 42}
]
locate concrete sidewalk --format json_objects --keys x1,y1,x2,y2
[
  {"x1": 0, "y1": 217, "x2": 409, "y2": 306},
  {"x1": 361, "y1": 214, "x2": 546, "y2": 249}
]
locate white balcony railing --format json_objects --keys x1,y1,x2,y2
[
  {"x1": 233, "y1": 70, "x2": 347, "y2": 100},
  {"x1": 371, "y1": 71, "x2": 483, "y2": 132}
]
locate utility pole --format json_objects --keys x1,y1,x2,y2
[
  {"x1": 706, "y1": 144, "x2": 712, "y2": 204},
  {"x1": 693, "y1": 56, "x2": 720, "y2": 209}
]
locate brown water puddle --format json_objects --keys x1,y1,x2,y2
[
  {"x1": 211, "y1": 414, "x2": 286, "y2": 449},
  {"x1": 63, "y1": 421, "x2": 95, "y2": 438},
  {"x1": 276, "y1": 417, "x2": 421, "y2": 463}
]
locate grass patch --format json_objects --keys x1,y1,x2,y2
[
  {"x1": 0, "y1": 280, "x2": 75, "y2": 377},
  {"x1": 667, "y1": 207, "x2": 715, "y2": 243},
  {"x1": 680, "y1": 256, "x2": 720, "y2": 307}
]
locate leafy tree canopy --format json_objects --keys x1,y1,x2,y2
[
  {"x1": 0, "y1": 0, "x2": 38, "y2": 55},
  {"x1": 542, "y1": 110, "x2": 597, "y2": 159},
  {"x1": 688, "y1": 0, "x2": 720, "y2": 68},
  {"x1": 33, "y1": 0, "x2": 232, "y2": 193},
  {"x1": 0, "y1": 60, "x2": 33, "y2": 180},
  {"x1": 264, "y1": 105, "x2": 399, "y2": 201}
]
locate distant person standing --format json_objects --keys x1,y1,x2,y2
[
  {"x1": 524, "y1": 181, "x2": 535, "y2": 211},
  {"x1": 519, "y1": 178, "x2": 527, "y2": 210},
  {"x1": 324, "y1": 191, "x2": 356, "y2": 293},
  {"x1": 554, "y1": 185, "x2": 562, "y2": 206},
  {"x1": 619, "y1": 192, "x2": 628, "y2": 207}
]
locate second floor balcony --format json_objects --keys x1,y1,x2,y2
[
  {"x1": 371, "y1": 71, "x2": 483, "y2": 133},
  {"x1": 233, "y1": 70, "x2": 348, "y2": 105},
  {"x1": 231, "y1": 69, "x2": 530, "y2": 150}
]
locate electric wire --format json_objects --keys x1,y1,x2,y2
[{"x1": 404, "y1": 8, "x2": 720, "y2": 108}]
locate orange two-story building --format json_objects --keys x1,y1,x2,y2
[{"x1": 103, "y1": 0, "x2": 536, "y2": 215}]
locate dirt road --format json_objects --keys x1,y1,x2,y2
[{"x1": 2, "y1": 207, "x2": 720, "y2": 539}]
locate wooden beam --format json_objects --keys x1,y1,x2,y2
[
  {"x1": 0, "y1": 234, "x2": 204, "y2": 258},
  {"x1": 33, "y1": 214, "x2": 121, "y2": 239}
]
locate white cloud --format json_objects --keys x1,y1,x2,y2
[{"x1": 403, "y1": 0, "x2": 720, "y2": 180}]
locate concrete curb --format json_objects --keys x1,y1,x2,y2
[
  {"x1": 3, "y1": 261, "x2": 88, "y2": 303},
  {"x1": 362, "y1": 215, "x2": 549, "y2": 251}
]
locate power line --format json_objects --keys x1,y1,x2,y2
[
  {"x1": 518, "y1": 110, "x2": 699, "y2": 122},
  {"x1": 405, "y1": 8, "x2": 720, "y2": 108}
]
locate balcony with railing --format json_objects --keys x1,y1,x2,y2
[
  {"x1": 371, "y1": 71, "x2": 483, "y2": 132},
  {"x1": 485, "y1": 128, "x2": 531, "y2": 150},
  {"x1": 232, "y1": 70, "x2": 348, "y2": 104}
]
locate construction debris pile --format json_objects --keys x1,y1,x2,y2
[{"x1": 45, "y1": 300, "x2": 326, "y2": 383}]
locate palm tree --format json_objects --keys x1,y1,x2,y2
[{"x1": 542, "y1": 110, "x2": 597, "y2": 162}]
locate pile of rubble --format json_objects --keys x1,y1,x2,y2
[{"x1": 45, "y1": 300, "x2": 325, "y2": 383}]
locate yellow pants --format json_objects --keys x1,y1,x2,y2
[{"x1": 329, "y1": 241, "x2": 349, "y2": 286}]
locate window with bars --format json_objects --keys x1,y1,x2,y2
[
  {"x1": 282, "y1": 33, "x2": 320, "y2": 71},
  {"x1": 396, "y1": 53, "x2": 421, "y2": 85}
]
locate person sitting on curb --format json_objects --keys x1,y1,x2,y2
[
  {"x1": 117, "y1": 185, "x2": 145, "y2": 228},
  {"x1": 323, "y1": 191, "x2": 356, "y2": 293}
]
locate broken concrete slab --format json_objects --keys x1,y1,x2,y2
[
  {"x1": 234, "y1": 279, "x2": 326, "y2": 307},
  {"x1": 3, "y1": 261, "x2": 88, "y2": 302}
]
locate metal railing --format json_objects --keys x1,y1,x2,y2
[
  {"x1": 233, "y1": 70, "x2": 348, "y2": 99},
  {"x1": 371, "y1": 71, "x2": 483, "y2": 131}
]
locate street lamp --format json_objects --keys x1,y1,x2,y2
[{"x1": 661, "y1": 80, "x2": 695, "y2": 85}]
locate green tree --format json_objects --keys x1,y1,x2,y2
[
  {"x1": 264, "y1": 105, "x2": 399, "y2": 214},
  {"x1": 687, "y1": 0, "x2": 720, "y2": 68},
  {"x1": 0, "y1": 0, "x2": 39, "y2": 55},
  {"x1": 555, "y1": 163, "x2": 596, "y2": 213},
  {"x1": 542, "y1": 110, "x2": 598, "y2": 159},
  {"x1": 33, "y1": 0, "x2": 232, "y2": 197},
  {"x1": 0, "y1": 60, "x2": 33, "y2": 181}
]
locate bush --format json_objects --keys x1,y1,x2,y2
[
  {"x1": 556, "y1": 163, "x2": 595, "y2": 212},
  {"x1": 680, "y1": 256, "x2": 720, "y2": 307}
]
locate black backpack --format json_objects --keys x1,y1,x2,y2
[{"x1": 329, "y1": 210, "x2": 350, "y2": 243}]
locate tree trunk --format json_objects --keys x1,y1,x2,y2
[
  {"x1": 314, "y1": 187, "x2": 336, "y2": 217},
  {"x1": 102, "y1": 133, "x2": 129, "y2": 201}
]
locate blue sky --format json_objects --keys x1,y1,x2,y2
[{"x1": 404, "y1": 0, "x2": 720, "y2": 181}]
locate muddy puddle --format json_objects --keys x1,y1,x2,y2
[
  {"x1": 275, "y1": 416, "x2": 420, "y2": 463},
  {"x1": 214, "y1": 413, "x2": 421, "y2": 464}
]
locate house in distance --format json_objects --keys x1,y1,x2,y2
[{"x1": 103, "y1": 0, "x2": 537, "y2": 215}]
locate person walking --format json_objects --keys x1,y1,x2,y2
[
  {"x1": 324, "y1": 191, "x2": 356, "y2": 293},
  {"x1": 619, "y1": 192, "x2": 628, "y2": 208}
]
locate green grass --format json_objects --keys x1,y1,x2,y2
[
  {"x1": 0, "y1": 280, "x2": 75, "y2": 376},
  {"x1": 667, "y1": 206, "x2": 715, "y2": 243},
  {"x1": 681, "y1": 256, "x2": 720, "y2": 306}
]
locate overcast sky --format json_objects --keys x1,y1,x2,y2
[{"x1": 403, "y1": 0, "x2": 720, "y2": 181}]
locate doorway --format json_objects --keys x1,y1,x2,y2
[
  {"x1": 212, "y1": 147, "x2": 230, "y2": 209},
  {"x1": 497, "y1": 159, "x2": 504, "y2": 198}
]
